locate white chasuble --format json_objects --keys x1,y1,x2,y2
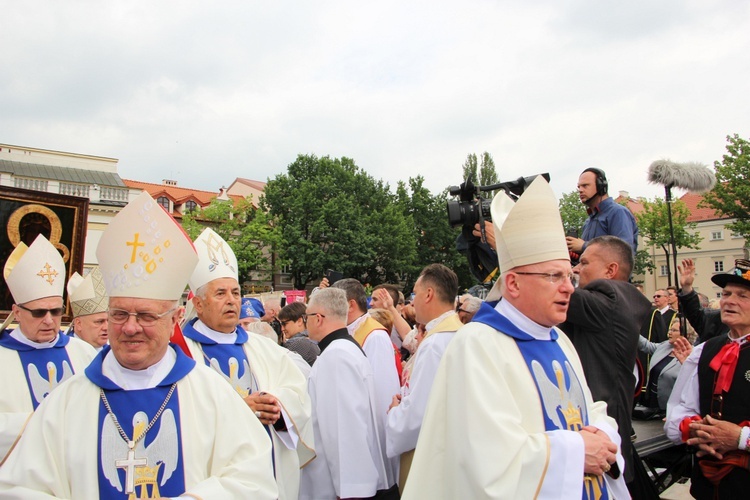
[
  {"x1": 402, "y1": 302, "x2": 628, "y2": 499},
  {"x1": 0, "y1": 345, "x2": 278, "y2": 499},
  {"x1": 183, "y1": 319, "x2": 314, "y2": 500},
  {"x1": 0, "y1": 330, "x2": 95, "y2": 461}
]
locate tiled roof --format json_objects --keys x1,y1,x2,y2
[
  {"x1": 122, "y1": 179, "x2": 244, "y2": 206},
  {"x1": 0, "y1": 159, "x2": 125, "y2": 187},
  {"x1": 614, "y1": 194, "x2": 645, "y2": 215},
  {"x1": 680, "y1": 192, "x2": 725, "y2": 222}
]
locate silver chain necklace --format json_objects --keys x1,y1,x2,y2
[{"x1": 99, "y1": 383, "x2": 177, "y2": 494}]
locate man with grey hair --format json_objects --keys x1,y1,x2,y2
[
  {"x1": 300, "y1": 288, "x2": 397, "y2": 499},
  {"x1": 456, "y1": 293, "x2": 482, "y2": 324}
]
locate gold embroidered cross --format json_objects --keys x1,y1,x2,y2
[
  {"x1": 126, "y1": 233, "x2": 145, "y2": 264},
  {"x1": 37, "y1": 263, "x2": 59, "y2": 284}
]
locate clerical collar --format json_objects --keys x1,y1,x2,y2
[
  {"x1": 658, "y1": 305, "x2": 671, "y2": 314},
  {"x1": 425, "y1": 310, "x2": 455, "y2": 334},
  {"x1": 496, "y1": 299, "x2": 555, "y2": 341},
  {"x1": 192, "y1": 319, "x2": 238, "y2": 344},
  {"x1": 10, "y1": 327, "x2": 59, "y2": 349},
  {"x1": 102, "y1": 347, "x2": 177, "y2": 390},
  {"x1": 318, "y1": 327, "x2": 362, "y2": 354}
]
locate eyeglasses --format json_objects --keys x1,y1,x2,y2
[
  {"x1": 108, "y1": 307, "x2": 177, "y2": 326},
  {"x1": 457, "y1": 308, "x2": 469, "y2": 314},
  {"x1": 515, "y1": 271, "x2": 575, "y2": 285},
  {"x1": 17, "y1": 304, "x2": 64, "y2": 318},
  {"x1": 653, "y1": 294, "x2": 665, "y2": 298},
  {"x1": 301, "y1": 312, "x2": 325, "y2": 320}
]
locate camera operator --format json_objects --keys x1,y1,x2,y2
[{"x1": 565, "y1": 168, "x2": 638, "y2": 257}]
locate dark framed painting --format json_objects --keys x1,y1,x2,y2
[{"x1": 0, "y1": 186, "x2": 88, "y2": 323}]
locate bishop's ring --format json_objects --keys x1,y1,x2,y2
[{"x1": 255, "y1": 410, "x2": 262, "y2": 418}]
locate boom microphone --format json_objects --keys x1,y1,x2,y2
[{"x1": 647, "y1": 159, "x2": 716, "y2": 193}]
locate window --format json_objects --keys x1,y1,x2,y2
[
  {"x1": 660, "y1": 265, "x2": 669, "y2": 276},
  {"x1": 184, "y1": 200, "x2": 198, "y2": 213},
  {"x1": 714, "y1": 261, "x2": 724, "y2": 272},
  {"x1": 157, "y1": 197, "x2": 170, "y2": 211},
  {"x1": 711, "y1": 231, "x2": 724, "y2": 241}
]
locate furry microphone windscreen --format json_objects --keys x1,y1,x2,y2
[{"x1": 647, "y1": 160, "x2": 716, "y2": 193}]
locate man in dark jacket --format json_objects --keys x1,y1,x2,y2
[{"x1": 561, "y1": 235, "x2": 653, "y2": 488}]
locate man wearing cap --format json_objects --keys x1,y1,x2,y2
[
  {"x1": 181, "y1": 227, "x2": 313, "y2": 500},
  {"x1": 239, "y1": 296, "x2": 262, "y2": 331},
  {"x1": 300, "y1": 287, "x2": 397, "y2": 499},
  {"x1": 385, "y1": 263, "x2": 463, "y2": 491},
  {"x1": 66, "y1": 267, "x2": 109, "y2": 350},
  {"x1": 403, "y1": 177, "x2": 627, "y2": 499},
  {"x1": 0, "y1": 234, "x2": 96, "y2": 461},
  {"x1": 0, "y1": 193, "x2": 277, "y2": 498},
  {"x1": 665, "y1": 258, "x2": 750, "y2": 499}
]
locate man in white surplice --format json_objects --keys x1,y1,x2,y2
[
  {"x1": 181, "y1": 227, "x2": 313, "y2": 500},
  {"x1": 0, "y1": 192, "x2": 277, "y2": 499},
  {"x1": 402, "y1": 177, "x2": 628, "y2": 499},
  {"x1": 385, "y1": 263, "x2": 463, "y2": 491},
  {"x1": 300, "y1": 288, "x2": 398, "y2": 499}
]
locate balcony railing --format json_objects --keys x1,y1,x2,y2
[
  {"x1": 59, "y1": 182, "x2": 90, "y2": 198},
  {"x1": 100, "y1": 186, "x2": 129, "y2": 202},
  {"x1": 14, "y1": 177, "x2": 48, "y2": 191}
]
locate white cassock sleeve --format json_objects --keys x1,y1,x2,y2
[
  {"x1": 664, "y1": 343, "x2": 704, "y2": 444},
  {"x1": 361, "y1": 329, "x2": 400, "y2": 418},
  {"x1": 386, "y1": 332, "x2": 451, "y2": 457},
  {"x1": 0, "y1": 366, "x2": 278, "y2": 499}
]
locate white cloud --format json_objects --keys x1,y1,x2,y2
[{"x1": 1, "y1": 0, "x2": 748, "y2": 204}]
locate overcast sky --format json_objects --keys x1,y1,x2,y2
[{"x1": 2, "y1": 1, "x2": 749, "y2": 202}]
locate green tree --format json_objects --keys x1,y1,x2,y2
[
  {"x1": 702, "y1": 134, "x2": 750, "y2": 240},
  {"x1": 181, "y1": 197, "x2": 282, "y2": 283},
  {"x1": 462, "y1": 153, "x2": 478, "y2": 184},
  {"x1": 635, "y1": 197, "x2": 703, "y2": 286},
  {"x1": 558, "y1": 190, "x2": 588, "y2": 237},
  {"x1": 395, "y1": 176, "x2": 472, "y2": 292},
  {"x1": 260, "y1": 154, "x2": 416, "y2": 289}
]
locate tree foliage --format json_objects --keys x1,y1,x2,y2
[
  {"x1": 635, "y1": 197, "x2": 703, "y2": 285},
  {"x1": 260, "y1": 155, "x2": 416, "y2": 289},
  {"x1": 181, "y1": 197, "x2": 282, "y2": 283},
  {"x1": 701, "y1": 133, "x2": 750, "y2": 240},
  {"x1": 558, "y1": 190, "x2": 588, "y2": 237},
  {"x1": 462, "y1": 152, "x2": 500, "y2": 195},
  {"x1": 395, "y1": 176, "x2": 471, "y2": 292}
]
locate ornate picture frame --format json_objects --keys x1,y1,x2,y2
[{"x1": 1, "y1": 186, "x2": 88, "y2": 323}]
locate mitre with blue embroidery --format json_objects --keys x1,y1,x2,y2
[
  {"x1": 96, "y1": 191, "x2": 198, "y2": 300},
  {"x1": 67, "y1": 267, "x2": 108, "y2": 317},
  {"x1": 188, "y1": 227, "x2": 238, "y2": 292},
  {"x1": 4, "y1": 233, "x2": 66, "y2": 304}
]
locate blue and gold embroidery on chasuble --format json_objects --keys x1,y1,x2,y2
[
  {"x1": 181, "y1": 318, "x2": 255, "y2": 397},
  {"x1": 88, "y1": 346, "x2": 195, "y2": 499},
  {"x1": 472, "y1": 303, "x2": 609, "y2": 500},
  {"x1": 0, "y1": 333, "x2": 75, "y2": 409}
]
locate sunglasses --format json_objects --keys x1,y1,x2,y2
[{"x1": 17, "y1": 304, "x2": 64, "y2": 318}]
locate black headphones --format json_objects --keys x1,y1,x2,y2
[{"x1": 582, "y1": 167, "x2": 608, "y2": 196}]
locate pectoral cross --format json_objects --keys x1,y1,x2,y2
[{"x1": 115, "y1": 441, "x2": 148, "y2": 494}]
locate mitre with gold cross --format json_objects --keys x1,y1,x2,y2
[
  {"x1": 96, "y1": 191, "x2": 198, "y2": 301},
  {"x1": 4, "y1": 233, "x2": 66, "y2": 305}
]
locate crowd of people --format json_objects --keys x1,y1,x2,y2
[{"x1": 1, "y1": 168, "x2": 749, "y2": 499}]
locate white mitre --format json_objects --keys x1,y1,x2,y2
[
  {"x1": 67, "y1": 267, "x2": 108, "y2": 317},
  {"x1": 4, "y1": 234, "x2": 66, "y2": 304},
  {"x1": 96, "y1": 191, "x2": 198, "y2": 300},
  {"x1": 188, "y1": 228, "x2": 238, "y2": 292},
  {"x1": 486, "y1": 176, "x2": 569, "y2": 301}
]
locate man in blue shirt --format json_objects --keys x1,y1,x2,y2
[{"x1": 566, "y1": 167, "x2": 639, "y2": 257}]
